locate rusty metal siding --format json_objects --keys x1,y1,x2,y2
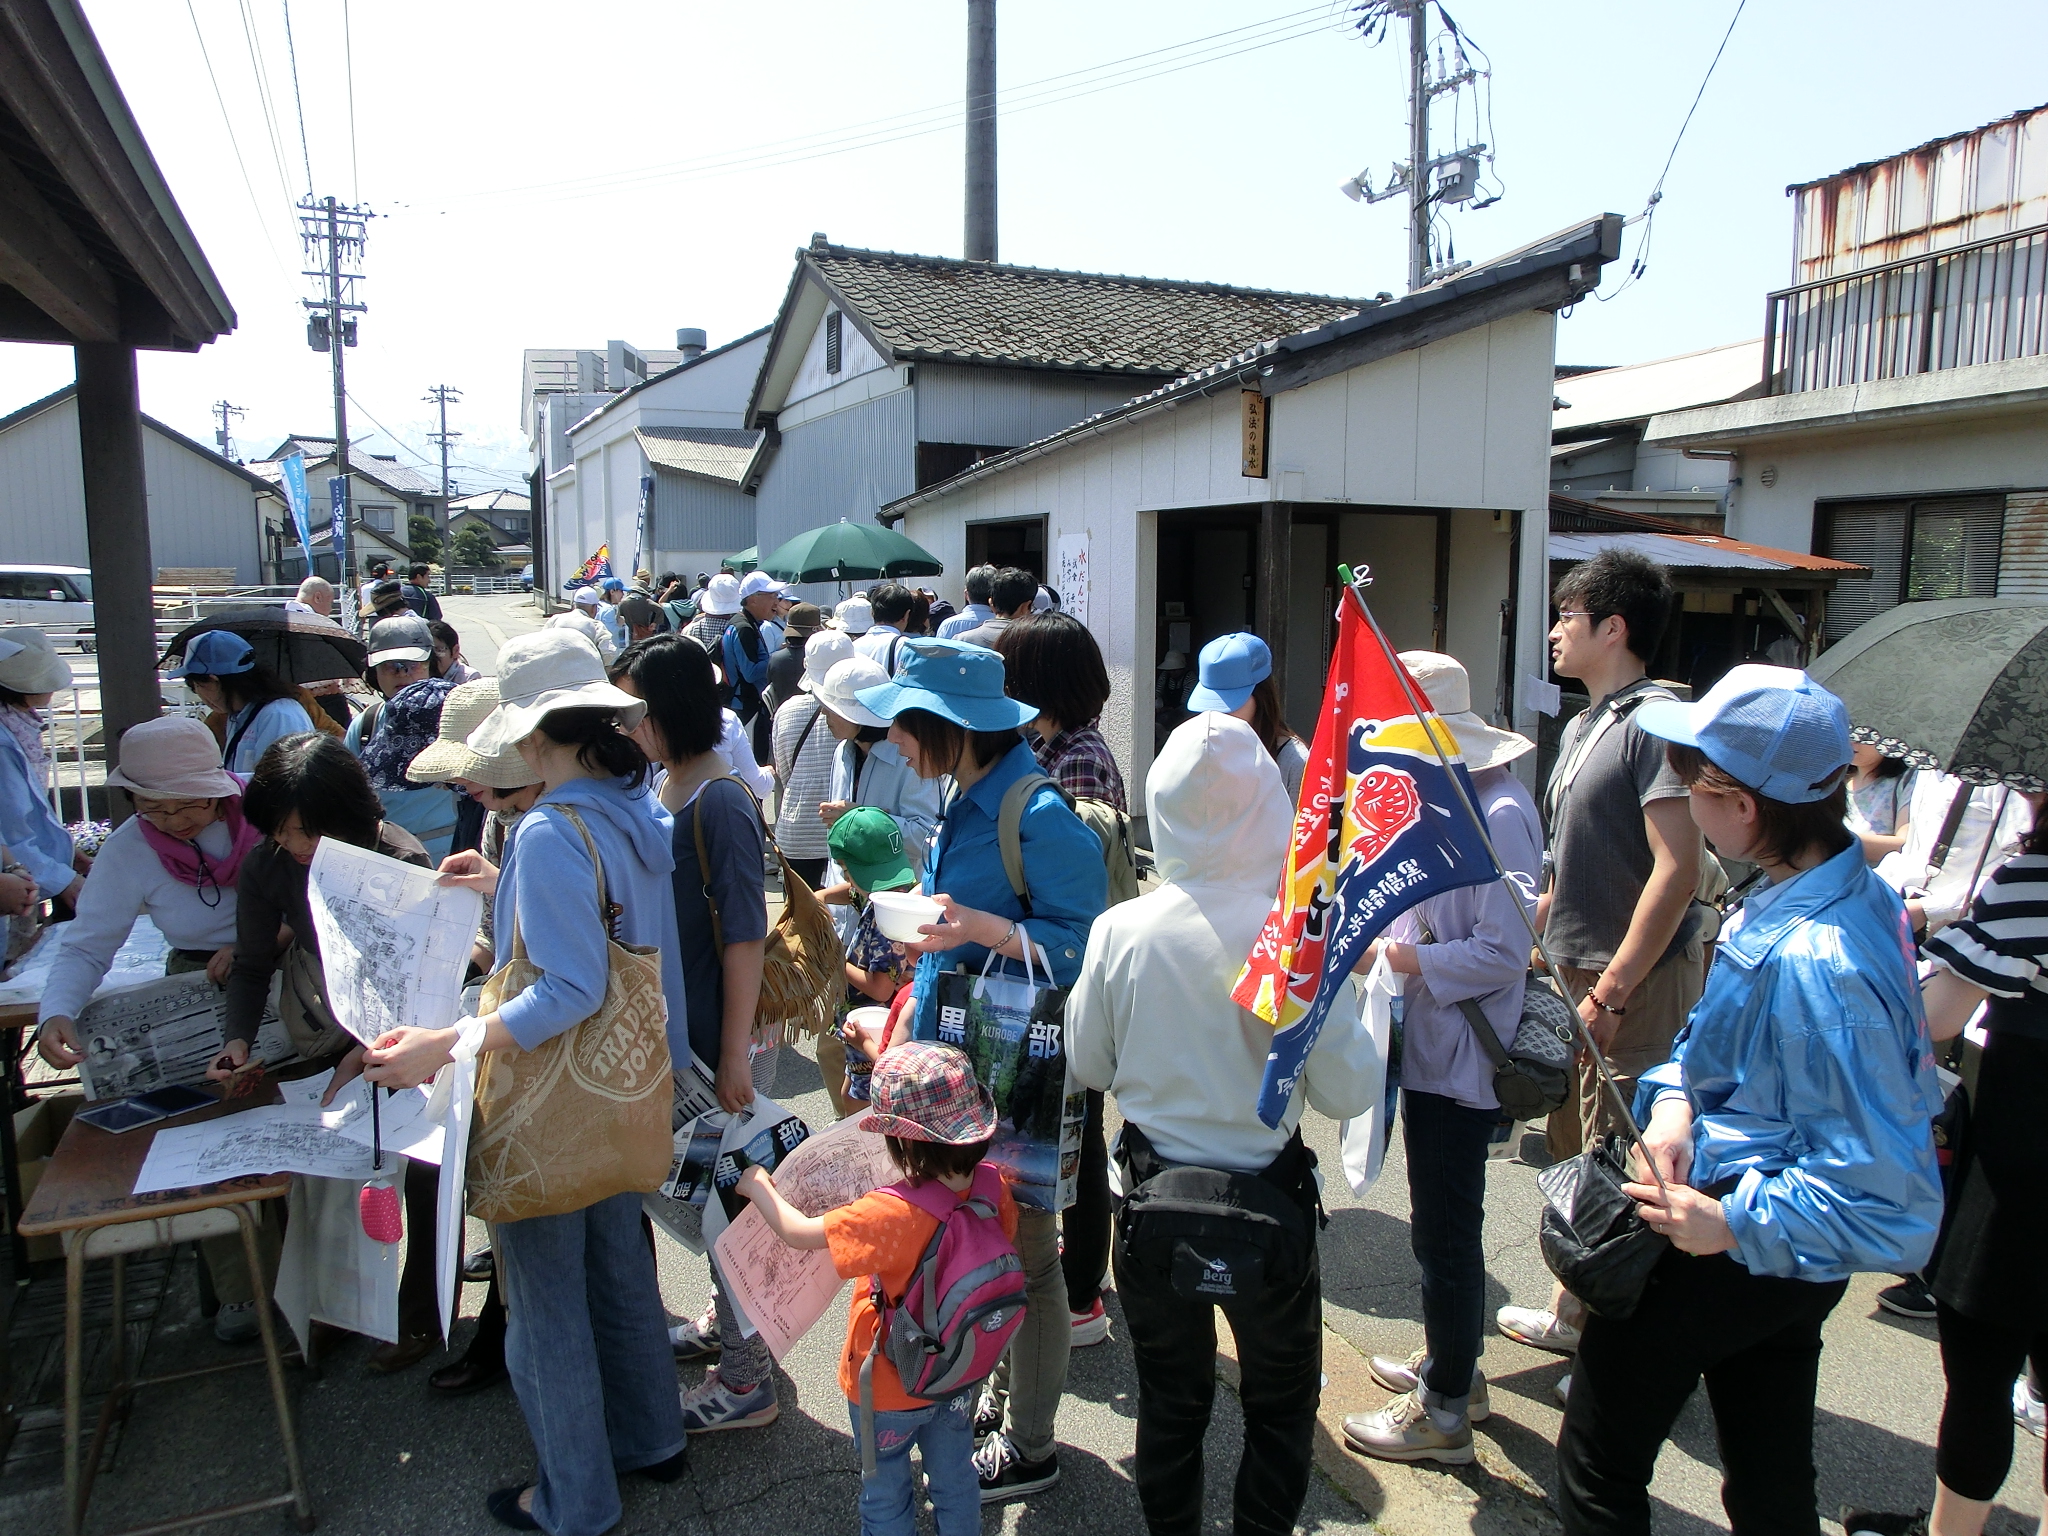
[
  {"x1": 1792, "y1": 105, "x2": 2048, "y2": 284},
  {"x1": 1998, "y1": 492, "x2": 2048, "y2": 596}
]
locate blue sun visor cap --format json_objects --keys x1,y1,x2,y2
[
  {"x1": 1635, "y1": 664, "x2": 1852, "y2": 804},
  {"x1": 853, "y1": 637, "x2": 1039, "y2": 732},
  {"x1": 169, "y1": 629, "x2": 255, "y2": 678},
  {"x1": 1186, "y1": 631, "x2": 1273, "y2": 713}
]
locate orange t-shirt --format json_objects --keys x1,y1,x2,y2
[{"x1": 824, "y1": 1174, "x2": 1020, "y2": 1411}]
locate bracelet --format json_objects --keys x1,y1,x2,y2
[
  {"x1": 996, "y1": 921, "x2": 1017, "y2": 952},
  {"x1": 1591, "y1": 995, "x2": 1627, "y2": 1016}
]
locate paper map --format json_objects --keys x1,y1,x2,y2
[
  {"x1": 306, "y1": 839, "x2": 481, "y2": 1047},
  {"x1": 74, "y1": 971, "x2": 295, "y2": 1100},
  {"x1": 133, "y1": 1105, "x2": 379, "y2": 1193},
  {"x1": 713, "y1": 1114, "x2": 897, "y2": 1361}
]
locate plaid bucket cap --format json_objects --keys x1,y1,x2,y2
[{"x1": 859, "y1": 1042, "x2": 998, "y2": 1145}]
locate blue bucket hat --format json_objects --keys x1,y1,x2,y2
[
  {"x1": 854, "y1": 637, "x2": 1038, "y2": 732},
  {"x1": 169, "y1": 630, "x2": 255, "y2": 678},
  {"x1": 1636, "y1": 664, "x2": 1851, "y2": 804},
  {"x1": 1187, "y1": 632, "x2": 1272, "y2": 713}
]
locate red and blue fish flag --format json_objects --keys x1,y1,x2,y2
[
  {"x1": 1232, "y1": 590, "x2": 1501, "y2": 1127},
  {"x1": 563, "y1": 542, "x2": 613, "y2": 593}
]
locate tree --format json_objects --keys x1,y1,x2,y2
[
  {"x1": 408, "y1": 514, "x2": 443, "y2": 564},
  {"x1": 451, "y1": 524, "x2": 502, "y2": 569}
]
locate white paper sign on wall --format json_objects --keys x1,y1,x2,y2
[{"x1": 1055, "y1": 534, "x2": 1089, "y2": 627}]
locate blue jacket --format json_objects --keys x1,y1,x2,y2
[
  {"x1": 0, "y1": 714, "x2": 72, "y2": 894},
  {"x1": 910, "y1": 739, "x2": 1106, "y2": 1041},
  {"x1": 493, "y1": 776, "x2": 686, "y2": 1058},
  {"x1": 1637, "y1": 842, "x2": 1943, "y2": 1282}
]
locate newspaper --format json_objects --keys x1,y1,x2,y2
[
  {"x1": 713, "y1": 1114, "x2": 897, "y2": 1361},
  {"x1": 306, "y1": 839, "x2": 481, "y2": 1047},
  {"x1": 75, "y1": 971, "x2": 294, "y2": 1101}
]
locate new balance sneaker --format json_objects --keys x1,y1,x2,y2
[
  {"x1": 1342, "y1": 1391, "x2": 1475, "y2": 1466},
  {"x1": 2018, "y1": 1375, "x2": 2046, "y2": 1438},
  {"x1": 1368, "y1": 1348, "x2": 1489, "y2": 1422},
  {"x1": 1876, "y1": 1275, "x2": 1937, "y2": 1320},
  {"x1": 668, "y1": 1305, "x2": 722, "y2": 1361},
  {"x1": 1070, "y1": 1297, "x2": 1111, "y2": 1347},
  {"x1": 974, "y1": 1433, "x2": 1059, "y2": 1503},
  {"x1": 972, "y1": 1386, "x2": 1003, "y2": 1438},
  {"x1": 679, "y1": 1371, "x2": 778, "y2": 1433},
  {"x1": 1839, "y1": 1507, "x2": 1927, "y2": 1536},
  {"x1": 213, "y1": 1300, "x2": 261, "y2": 1345},
  {"x1": 1495, "y1": 1305, "x2": 1580, "y2": 1355}
]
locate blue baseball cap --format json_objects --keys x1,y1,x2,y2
[
  {"x1": 600, "y1": 576, "x2": 625, "y2": 592},
  {"x1": 1636, "y1": 664, "x2": 1852, "y2": 804},
  {"x1": 854, "y1": 637, "x2": 1038, "y2": 732},
  {"x1": 1187, "y1": 632, "x2": 1272, "y2": 713},
  {"x1": 169, "y1": 630, "x2": 254, "y2": 678}
]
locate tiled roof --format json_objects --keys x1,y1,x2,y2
[
  {"x1": 807, "y1": 241, "x2": 1368, "y2": 377},
  {"x1": 251, "y1": 437, "x2": 441, "y2": 497},
  {"x1": 637, "y1": 426, "x2": 762, "y2": 485},
  {"x1": 450, "y1": 489, "x2": 530, "y2": 513}
]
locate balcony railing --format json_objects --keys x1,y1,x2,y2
[{"x1": 1764, "y1": 224, "x2": 2048, "y2": 394}]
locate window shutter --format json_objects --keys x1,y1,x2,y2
[
  {"x1": 1819, "y1": 501, "x2": 1907, "y2": 641},
  {"x1": 825, "y1": 311, "x2": 842, "y2": 375},
  {"x1": 1997, "y1": 493, "x2": 2048, "y2": 596}
]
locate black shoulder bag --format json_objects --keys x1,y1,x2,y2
[{"x1": 1415, "y1": 914, "x2": 1574, "y2": 1121}]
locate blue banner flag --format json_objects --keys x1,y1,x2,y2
[
  {"x1": 280, "y1": 452, "x2": 314, "y2": 565},
  {"x1": 328, "y1": 475, "x2": 347, "y2": 555}
]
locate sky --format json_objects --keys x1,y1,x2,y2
[{"x1": 3, "y1": 0, "x2": 2044, "y2": 494}]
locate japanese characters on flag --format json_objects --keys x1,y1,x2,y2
[{"x1": 1231, "y1": 590, "x2": 1500, "y2": 1128}]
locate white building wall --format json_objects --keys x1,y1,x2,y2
[{"x1": 786, "y1": 308, "x2": 889, "y2": 407}]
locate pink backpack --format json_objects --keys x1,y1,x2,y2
[{"x1": 856, "y1": 1162, "x2": 1026, "y2": 1475}]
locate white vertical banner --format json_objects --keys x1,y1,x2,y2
[{"x1": 1055, "y1": 533, "x2": 1090, "y2": 627}]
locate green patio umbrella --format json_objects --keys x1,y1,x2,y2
[
  {"x1": 719, "y1": 546, "x2": 757, "y2": 573},
  {"x1": 1808, "y1": 597, "x2": 2048, "y2": 790},
  {"x1": 756, "y1": 520, "x2": 943, "y2": 583}
]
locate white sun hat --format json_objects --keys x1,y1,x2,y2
[
  {"x1": 814, "y1": 655, "x2": 889, "y2": 728},
  {"x1": 800, "y1": 629, "x2": 857, "y2": 693},
  {"x1": 466, "y1": 629, "x2": 647, "y2": 758},
  {"x1": 834, "y1": 596, "x2": 873, "y2": 635},
  {"x1": 699, "y1": 572, "x2": 742, "y2": 616},
  {"x1": 1397, "y1": 650, "x2": 1534, "y2": 770}
]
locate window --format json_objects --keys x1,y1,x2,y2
[
  {"x1": 825, "y1": 310, "x2": 842, "y2": 375},
  {"x1": 1818, "y1": 494, "x2": 2004, "y2": 642},
  {"x1": 360, "y1": 503, "x2": 396, "y2": 534}
]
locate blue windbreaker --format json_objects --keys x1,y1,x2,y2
[{"x1": 1637, "y1": 841, "x2": 1944, "y2": 1282}]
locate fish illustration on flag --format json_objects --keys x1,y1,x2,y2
[
  {"x1": 1232, "y1": 591, "x2": 1500, "y2": 1127},
  {"x1": 564, "y1": 543, "x2": 612, "y2": 592}
]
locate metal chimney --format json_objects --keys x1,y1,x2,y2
[
  {"x1": 676, "y1": 328, "x2": 707, "y2": 360},
  {"x1": 965, "y1": 0, "x2": 997, "y2": 262}
]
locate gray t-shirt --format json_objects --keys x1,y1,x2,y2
[{"x1": 1542, "y1": 683, "x2": 1690, "y2": 970}]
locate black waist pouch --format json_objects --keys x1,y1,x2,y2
[{"x1": 1115, "y1": 1123, "x2": 1319, "y2": 1307}]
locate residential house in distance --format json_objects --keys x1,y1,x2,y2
[
  {"x1": 547, "y1": 327, "x2": 770, "y2": 591},
  {"x1": 248, "y1": 435, "x2": 446, "y2": 583},
  {"x1": 888, "y1": 216, "x2": 1623, "y2": 803},
  {"x1": 0, "y1": 385, "x2": 285, "y2": 584},
  {"x1": 1645, "y1": 102, "x2": 2048, "y2": 645},
  {"x1": 743, "y1": 236, "x2": 1372, "y2": 594},
  {"x1": 448, "y1": 489, "x2": 532, "y2": 549}
]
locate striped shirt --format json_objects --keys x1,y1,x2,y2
[
  {"x1": 1925, "y1": 852, "x2": 2048, "y2": 1002},
  {"x1": 772, "y1": 694, "x2": 836, "y2": 859}
]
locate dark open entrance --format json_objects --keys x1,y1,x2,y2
[{"x1": 966, "y1": 515, "x2": 1047, "y2": 583}]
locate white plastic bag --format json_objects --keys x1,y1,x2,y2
[{"x1": 1337, "y1": 953, "x2": 1403, "y2": 1196}]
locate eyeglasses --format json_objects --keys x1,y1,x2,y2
[
  {"x1": 133, "y1": 798, "x2": 214, "y2": 821},
  {"x1": 1553, "y1": 610, "x2": 1607, "y2": 626}
]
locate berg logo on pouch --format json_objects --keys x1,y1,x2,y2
[{"x1": 1194, "y1": 1253, "x2": 1237, "y2": 1297}]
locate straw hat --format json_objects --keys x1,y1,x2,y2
[
  {"x1": 104, "y1": 716, "x2": 239, "y2": 798},
  {"x1": 466, "y1": 628, "x2": 647, "y2": 757},
  {"x1": 407, "y1": 680, "x2": 541, "y2": 790},
  {"x1": 1398, "y1": 650, "x2": 1534, "y2": 771},
  {"x1": 0, "y1": 628, "x2": 73, "y2": 694}
]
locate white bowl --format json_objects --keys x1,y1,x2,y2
[{"x1": 870, "y1": 890, "x2": 943, "y2": 942}]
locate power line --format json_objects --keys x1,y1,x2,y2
[
  {"x1": 342, "y1": 0, "x2": 360, "y2": 201},
  {"x1": 183, "y1": 0, "x2": 295, "y2": 292},
  {"x1": 235, "y1": 0, "x2": 294, "y2": 207},
  {"x1": 280, "y1": 0, "x2": 315, "y2": 195}
]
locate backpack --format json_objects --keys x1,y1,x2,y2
[
  {"x1": 857, "y1": 1162, "x2": 1026, "y2": 1476},
  {"x1": 996, "y1": 772, "x2": 1140, "y2": 911}
]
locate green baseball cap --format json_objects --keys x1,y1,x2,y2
[{"x1": 829, "y1": 807, "x2": 915, "y2": 895}]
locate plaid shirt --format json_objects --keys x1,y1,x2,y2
[{"x1": 1035, "y1": 723, "x2": 1127, "y2": 813}]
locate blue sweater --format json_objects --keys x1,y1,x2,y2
[
  {"x1": 0, "y1": 714, "x2": 73, "y2": 894},
  {"x1": 493, "y1": 776, "x2": 686, "y2": 1056},
  {"x1": 910, "y1": 739, "x2": 1107, "y2": 1041}
]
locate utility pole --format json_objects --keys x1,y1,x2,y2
[
  {"x1": 298, "y1": 194, "x2": 370, "y2": 613},
  {"x1": 212, "y1": 400, "x2": 245, "y2": 462},
  {"x1": 1406, "y1": 0, "x2": 1429, "y2": 294},
  {"x1": 964, "y1": 0, "x2": 997, "y2": 262},
  {"x1": 424, "y1": 384, "x2": 461, "y2": 531}
]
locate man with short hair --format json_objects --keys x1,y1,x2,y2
[
  {"x1": 854, "y1": 582, "x2": 915, "y2": 670},
  {"x1": 547, "y1": 586, "x2": 619, "y2": 664},
  {"x1": 953, "y1": 567, "x2": 1038, "y2": 651},
  {"x1": 617, "y1": 595, "x2": 663, "y2": 646},
  {"x1": 406, "y1": 562, "x2": 443, "y2": 621},
  {"x1": 292, "y1": 575, "x2": 335, "y2": 616},
  {"x1": 1496, "y1": 548, "x2": 1705, "y2": 1367},
  {"x1": 938, "y1": 564, "x2": 998, "y2": 639}
]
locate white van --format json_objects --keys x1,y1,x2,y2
[{"x1": 0, "y1": 564, "x2": 95, "y2": 651}]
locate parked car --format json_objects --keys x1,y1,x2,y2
[
  {"x1": 0, "y1": 564, "x2": 95, "y2": 651},
  {"x1": 519, "y1": 563, "x2": 533, "y2": 592}
]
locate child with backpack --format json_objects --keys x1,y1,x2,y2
[{"x1": 733, "y1": 1041, "x2": 1024, "y2": 1536}]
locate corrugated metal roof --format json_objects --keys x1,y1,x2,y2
[
  {"x1": 1551, "y1": 340, "x2": 1765, "y2": 436},
  {"x1": 1549, "y1": 529, "x2": 1869, "y2": 576},
  {"x1": 637, "y1": 426, "x2": 761, "y2": 485}
]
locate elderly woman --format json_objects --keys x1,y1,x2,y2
[{"x1": 0, "y1": 628, "x2": 83, "y2": 909}]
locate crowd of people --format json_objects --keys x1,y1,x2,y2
[{"x1": 0, "y1": 545, "x2": 2040, "y2": 1536}]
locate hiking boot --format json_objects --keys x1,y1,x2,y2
[
  {"x1": 974, "y1": 1433, "x2": 1059, "y2": 1503},
  {"x1": 679, "y1": 1371, "x2": 778, "y2": 1433},
  {"x1": 1840, "y1": 1507, "x2": 1927, "y2": 1536},
  {"x1": 1342, "y1": 1391, "x2": 1475, "y2": 1466},
  {"x1": 1069, "y1": 1297, "x2": 1111, "y2": 1347},
  {"x1": 1876, "y1": 1275, "x2": 1937, "y2": 1320},
  {"x1": 668, "y1": 1305, "x2": 722, "y2": 1361},
  {"x1": 1368, "y1": 1347, "x2": 1489, "y2": 1421},
  {"x1": 1495, "y1": 1304, "x2": 1580, "y2": 1354},
  {"x1": 213, "y1": 1300, "x2": 261, "y2": 1344}
]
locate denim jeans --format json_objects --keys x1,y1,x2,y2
[
  {"x1": 497, "y1": 1191, "x2": 687, "y2": 1536},
  {"x1": 846, "y1": 1393, "x2": 980, "y2": 1536},
  {"x1": 1401, "y1": 1088, "x2": 1499, "y2": 1407},
  {"x1": 986, "y1": 1206, "x2": 1069, "y2": 1462}
]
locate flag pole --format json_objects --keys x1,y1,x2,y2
[{"x1": 1337, "y1": 564, "x2": 1671, "y2": 1200}]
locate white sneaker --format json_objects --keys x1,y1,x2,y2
[
  {"x1": 1496, "y1": 1305, "x2": 1581, "y2": 1355},
  {"x1": 1367, "y1": 1347, "x2": 1489, "y2": 1422},
  {"x1": 1342, "y1": 1390, "x2": 1475, "y2": 1466},
  {"x1": 1554, "y1": 1371, "x2": 1572, "y2": 1407},
  {"x1": 2018, "y1": 1376, "x2": 2046, "y2": 1439}
]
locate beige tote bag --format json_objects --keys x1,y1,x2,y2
[{"x1": 466, "y1": 806, "x2": 673, "y2": 1223}]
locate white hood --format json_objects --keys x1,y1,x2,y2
[{"x1": 1147, "y1": 712, "x2": 1291, "y2": 891}]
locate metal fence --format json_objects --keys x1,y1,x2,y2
[{"x1": 1764, "y1": 224, "x2": 2048, "y2": 394}]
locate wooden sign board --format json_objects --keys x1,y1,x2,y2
[{"x1": 1240, "y1": 389, "x2": 1269, "y2": 479}]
